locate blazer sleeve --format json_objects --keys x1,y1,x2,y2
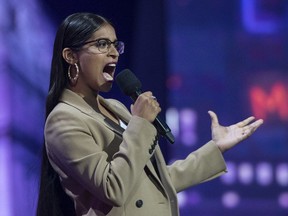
[
  {"x1": 45, "y1": 103, "x2": 157, "y2": 207},
  {"x1": 167, "y1": 141, "x2": 227, "y2": 192}
]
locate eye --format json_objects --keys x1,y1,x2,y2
[
  {"x1": 113, "y1": 41, "x2": 120, "y2": 48},
  {"x1": 95, "y1": 39, "x2": 109, "y2": 49}
]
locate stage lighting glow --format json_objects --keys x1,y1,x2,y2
[
  {"x1": 256, "y1": 162, "x2": 273, "y2": 186},
  {"x1": 242, "y1": 0, "x2": 280, "y2": 34},
  {"x1": 250, "y1": 82, "x2": 288, "y2": 121},
  {"x1": 222, "y1": 191, "x2": 240, "y2": 208},
  {"x1": 221, "y1": 161, "x2": 236, "y2": 185},
  {"x1": 0, "y1": 138, "x2": 12, "y2": 216},
  {"x1": 278, "y1": 192, "x2": 288, "y2": 208},
  {"x1": 166, "y1": 108, "x2": 180, "y2": 137},
  {"x1": 179, "y1": 109, "x2": 197, "y2": 146},
  {"x1": 276, "y1": 163, "x2": 288, "y2": 187},
  {"x1": 238, "y1": 162, "x2": 254, "y2": 185},
  {"x1": 177, "y1": 191, "x2": 188, "y2": 207}
]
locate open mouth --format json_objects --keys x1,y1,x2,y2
[{"x1": 103, "y1": 63, "x2": 116, "y2": 81}]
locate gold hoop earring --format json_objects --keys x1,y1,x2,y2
[{"x1": 68, "y1": 63, "x2": 79, "y2": 82}]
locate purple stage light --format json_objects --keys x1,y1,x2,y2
[
  {"x1": 276, "y1": 163, "x2": 288, "y2": 187},
  {"x1": 222, "y1": 191, "x2": 240, "y2": 208},
  {"x1": 238, "y1": 162, "x2": 254, "y2": 185},
  {"x1": 256, "y1": 162, "x2": 273, "y2": 186},
  {"x1": 221, "y1": 161, "x2": 237, "y2": 185}
]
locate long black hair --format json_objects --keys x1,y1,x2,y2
[{"x1": 36, "y1": 13, "x2": 111, "y2": 216}]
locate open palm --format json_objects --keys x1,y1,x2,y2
[{"x1": 208, "y1": 110, "x2": 264, "y2": 153}]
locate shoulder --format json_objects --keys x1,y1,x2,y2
[
  {"x1": 45, "y1": 102, "x2": 88, "y2": 132},
  {"x1": 48, "y1": 102, "x2": 82, "y2": 119}
]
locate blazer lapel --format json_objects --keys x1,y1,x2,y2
[
  {"x1": 98, "y1": 96, "x2": 131, "y2": 125},
  {"x1": 154, "y1": 146, "x2": 177, "y2": 196},
  {"x1": 144, "y1": 150, "x2": 173, "y2": 199},
  {"x1": 59, "y1": 89, "x2": 125, "y2": 136}
]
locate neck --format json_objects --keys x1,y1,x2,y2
[{"x1": 68, "y1": 85, "x2": 100, "y2": 110}]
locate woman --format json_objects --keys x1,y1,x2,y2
[{"x1": 36, "y1": 12, "x2": 263, "y2": 216}]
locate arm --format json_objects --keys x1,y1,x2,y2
[
  {"x1": 168, "y1": 111, "x2": 263, "y2": 192},
  {"x1": 167, "y1": 140, "x2": 226, "y2": 192}
]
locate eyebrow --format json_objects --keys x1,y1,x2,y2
[{"x1": 88, "y1": 37, "x2": 118, "y2": 42}]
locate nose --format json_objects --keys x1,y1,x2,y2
[{"x1": 108, "y1": 45, "x2": 120, "y2": 58}]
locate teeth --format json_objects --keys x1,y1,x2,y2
[{"x1": 103, "y1": 63, "x2": 116, "y2": 74}]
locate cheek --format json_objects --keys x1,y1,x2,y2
[{"x1": 79, "y1": 57, "x2": 102, "y2": 77}]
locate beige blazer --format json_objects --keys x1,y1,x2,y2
[{"x1": 45, "y1": 88, "x2": 226, "y2": 216}]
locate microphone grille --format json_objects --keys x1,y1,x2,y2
[{"x1": 116, "y1": 69, "x2": 142, "y2": 96}]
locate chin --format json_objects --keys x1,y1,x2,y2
[{"x1": 101, "y1": 83, "x2": 113, "y2": 92}]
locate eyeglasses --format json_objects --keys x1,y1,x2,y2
[{"x1": 82, "y1": 38, "x2": 125, "y2": 54}]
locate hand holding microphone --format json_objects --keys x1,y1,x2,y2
[
  {"x1": 116, "y1": 69, "x2": 175, "y2": 144},
  {"x1": 130, "y1": 91, "x2": 162, "y2": 123}
]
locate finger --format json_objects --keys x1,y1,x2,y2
[
  {"x1": 141, "y1": 91, "x2": 153, "y2": 98},
  {"x1": 242, "y1": 119, "x2": 264, "y2": 136},
  {"x1": 153, "y1": 100, "x2": 160, "y2": 107},
  {"x1": 208, "y1": 110, "x2": 219, "y2": 127},
  {"x1": 156, "y1": 106, "x2": 162, "y2": 113},
  {"x1": 248, "y1": 119, "x2": 264, "y2": 130},
  {"x1": 236, "y1": 116, "x2": 255, "y2": 128}
]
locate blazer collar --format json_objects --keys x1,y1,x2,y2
[
  {"x1": 99, "y1": 96, "x2": 131, "y2": 124},
  {"x1": 59, "y1": 88, "x2": 130, "y2": 136}
]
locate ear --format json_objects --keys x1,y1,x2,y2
[{"x1": 62, "y1": 48, "x2": 78, "y2": 64}]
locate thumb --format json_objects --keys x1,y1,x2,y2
[
  {"x1": 130, "y1": 104, "x2": 134, "y2": 112},
  {"x1": 208, "y1": 110, "x2": 219, "y2": 127}
]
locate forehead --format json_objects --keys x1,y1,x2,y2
[{"x1": 90, "y1": 24, "x2": 117, "y2": 40}]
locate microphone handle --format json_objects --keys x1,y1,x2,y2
[
  {"x1": 130, "y1": 90, "x2": 175, "y2": 144},
  {"x1": 153, "y1": 116, "x2": 175, "y2": 144}
]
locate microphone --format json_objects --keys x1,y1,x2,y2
[{"x1": 116, "y1": 69, "x2": 175, "y2": 144}]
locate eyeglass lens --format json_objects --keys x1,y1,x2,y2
[{"x1": 97, "y1": 39, "x2": 124, "y2": 54}]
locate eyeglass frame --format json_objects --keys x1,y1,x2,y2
[{"x1": 79, "y1": 38, "x2": 125, "y2": 55}]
